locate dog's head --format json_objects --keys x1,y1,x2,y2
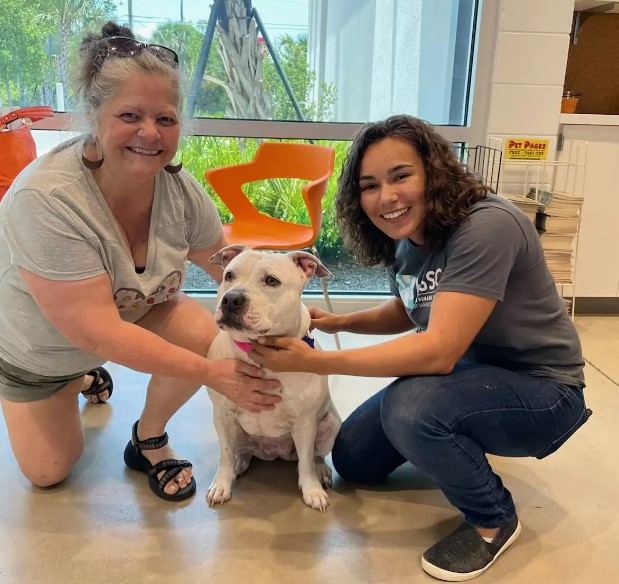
[{"x1": 209, "y1": 245, "x2": 332, "y2": 338}]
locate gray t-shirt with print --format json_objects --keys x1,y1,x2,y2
[
  {"x1": 387, "y1": 194, "x2": 585, "y2": 387},
  {"x1": 0, "y1": 136, "x2": 223, "y2": 376}
]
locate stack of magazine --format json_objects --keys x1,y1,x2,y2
[
  {"x1": 501, "y1": 192, "x2": 541, "y2": 225},
  {"x1": 532, "y1": 189, "x2": 583, "y2": 284},
  {"x1": 500, "y1": 189, "x2": 583, "y2": 284}
]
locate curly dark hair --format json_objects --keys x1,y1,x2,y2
[{"x1": 336, "y1": 114, "x2": 491, "y2": 267}]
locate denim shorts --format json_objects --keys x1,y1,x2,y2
[{"x1": 0, "y1": 356, "x2": 89, "y2": 403}]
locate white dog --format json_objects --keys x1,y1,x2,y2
[{"x1": 205, "y1": 245, "x2": 341, "y2": 511}]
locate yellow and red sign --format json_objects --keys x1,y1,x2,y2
[{"x1": 504, "y1": 138, "x2": 549, "y2": 160}]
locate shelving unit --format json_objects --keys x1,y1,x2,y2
[
  {"x1": 559, "y1": 114, "x2": 619, "y2": 126},
  {"x1": 484, "y1": 137, "x2": 588, "y2": 320},
  {"x1": 574, "y1": 1, "x2": 619, "y2": 13}
]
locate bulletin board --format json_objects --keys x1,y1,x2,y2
[{"x1": 564, "y1": 14, "x2": 619, "y2": 115}]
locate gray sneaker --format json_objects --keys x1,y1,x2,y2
[{"x1": 421, "y1": 514, "x2": 521, "y2": 581}]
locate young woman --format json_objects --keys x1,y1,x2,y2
[{"x1": 249, "y1": 114, "x2": 589, "y2": 581}]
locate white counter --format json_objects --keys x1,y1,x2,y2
[{"x1": 560, "y1": 114, "x2": 619, "y2": 126}]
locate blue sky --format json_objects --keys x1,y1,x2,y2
[{"x1": 114, "y1": 0, "x2": 309, "y2": 41}]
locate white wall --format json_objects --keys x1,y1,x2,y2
[{"x1": 486, "y1": 0, "x2": 574, "y2": 194}]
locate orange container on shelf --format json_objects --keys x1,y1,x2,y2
[{"x1": 561, "y1": 91, "x2": 582, "y2": 114}]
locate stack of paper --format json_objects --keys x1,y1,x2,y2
[
  {"x1": 501, "y1": 192, "x2": 541, "y2": 225},
  {"x1": 536, "y1": 191, "x2": 583, "y2": 284},
  {"x1": 540, "y1": 234, "x2": 575, "y2": 283}
]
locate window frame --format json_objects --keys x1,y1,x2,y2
[{"x1": 29, "y1": 0, "x2": 499, "y2": 306}]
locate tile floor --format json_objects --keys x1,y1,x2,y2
[{"x1": 0, "y1": 316, "x2": 616, "y2": 584}]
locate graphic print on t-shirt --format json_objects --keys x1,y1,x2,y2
[
  {"x1": 396, "y1": 268, "x2": 443, "y2": 311},
  {"x1": 146, "y1": 270, "x2": 182, "y2": 305},
  {"x1": 113, "y1": 270, "x2": 182, "y2": 311},
  {"x1": 114, "y1": 288, "x2": 146, "y2": 310}
]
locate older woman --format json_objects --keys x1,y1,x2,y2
[
  {"x1": 250, "y1": 115, "x2": 590, "y2": 581},
  {"x1": 0, "y1": 21, "x2": 281, "y2": 503}
]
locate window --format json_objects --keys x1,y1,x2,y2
[
  {"x1": 177, "y1": 134, "x2": 391, "y2": 293},
  {"x1": 4, "y1": 0, "x2": 497, "y2": 293}
]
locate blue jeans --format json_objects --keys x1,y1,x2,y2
[{"x1": 332, "y1": 361, "x2": 589, "y2": 528}]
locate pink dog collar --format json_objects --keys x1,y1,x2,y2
[
  {"x1": 234, "y1": 335, "x2": 315, "y2": 353},
  {"x1": 234, "y1": 340, "x2": 253, "y2": 353}
]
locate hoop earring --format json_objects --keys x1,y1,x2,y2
[
  {"x1": 82, "y1": 154, "x2": 105, "y2": 170},
  {"x1": 82, "y1": 142, "x2": 104, "y2": 170},
  {"x1": 164, "y1": 161, "x2": 183, "y2": 174}
]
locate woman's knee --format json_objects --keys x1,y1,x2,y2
[
  {"x1": 332, "y1": 438, "x2": 386, "y2": 485},
  {"x1": 172, "y1": 293, "x2": 219, "y2": 351},
  {"x1": 17, "y1": 444, "x2": 83, "y2": 488},
  {"x1": 1, "y1": 388, "x2": 85, "y2": 488},
  {"x1": 21, "y1": 461, "x2": 76, "y2": 488},
  {"x1": 331, "y1": 425, "x2": 371, "y2": 483},
  {"x1": 138, "y1": 292, "x2": 219, "y2": 355},
  {"x1": 331, "y1": 391, "x2": 407, "y2": 485}
]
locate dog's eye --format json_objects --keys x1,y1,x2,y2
[
  {"x1": 265, "y1": 275, "x2": 281, "y2": 287},
  {"x1": 224, "y1": 271, "x2": 234, "y2": 282}
]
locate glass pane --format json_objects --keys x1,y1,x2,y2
[
  {"x1": 25, "y1": 133, "x2": 478, "y2": 296},
  {"x1": 2, "y1": 1, "x2": 478, "y2": 127},
  {"x1": 179, "y1": 135, "x2": 391, "y2": 294},
  {"x1": 25, "y1": 131, "x2": 391, "y2": 294}
]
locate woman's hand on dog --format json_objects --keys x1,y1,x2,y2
[
  {"x1": 209, "y1": 358, "x2": 282, "y2": 413},
  {"x1": 309, "y1": 307, "x2": 345, "y2": 334},
  {"x1": 249, "y1": 337, "x2": 319, "y2": 374}
]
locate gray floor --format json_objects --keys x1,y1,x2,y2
[{"x1": 0, "y1": 317, "x2": 616, "y2": 584}]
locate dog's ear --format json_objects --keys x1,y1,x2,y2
[
  {"x1": 287, "y1": 251, "x2": 333, "y2": 280},
  {"x1": 208, "y1": 244, "x2": 251, "y2": 268}
]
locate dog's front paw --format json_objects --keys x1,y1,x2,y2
[
  {"x1": 301, "y1": 484, "x2": 330, "y2": 512},
  {"x1": 207, "y1": 479, "x2": 233, "y2": 506}
]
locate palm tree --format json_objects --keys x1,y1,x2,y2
[
  {"x1": 38, "y1": 0, "x2": 115, "y2": 110},
  {"x1": 213, "y1": 0, "x2": 272, "y2": 119}
]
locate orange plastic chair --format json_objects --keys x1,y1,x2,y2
[
  {"x1": 204, "y1": 141, "x2": 341, "y2": 348},
  {"x1": 205, "y1": 142, "x2": 334, "y2": 248}
]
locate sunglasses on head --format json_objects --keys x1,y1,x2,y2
[{"x1": 94, "y1": 36, "x2": 179, "y2": 70}]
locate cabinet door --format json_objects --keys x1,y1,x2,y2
[{"x1": 561, "y1": 129, "x2": 619, "y2": 297}]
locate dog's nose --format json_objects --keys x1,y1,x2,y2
[{"x1": 221, "y1": 290, "x2": 247, "y2": 314}]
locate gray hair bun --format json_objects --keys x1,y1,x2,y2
[{"x1": 78, "y1": 21, "x2": 135, "y2": 81}]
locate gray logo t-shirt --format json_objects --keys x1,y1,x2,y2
[{"x1": 387, "y1": 194, "x2": 584, "y2": 387}]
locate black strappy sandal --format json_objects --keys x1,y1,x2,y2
[
  {"x1": 123, "y1": 420, "x2": 196, "y2": 502},
  {"x1": 81, "y1": 367, "x2": 113, "y2": 402}
]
